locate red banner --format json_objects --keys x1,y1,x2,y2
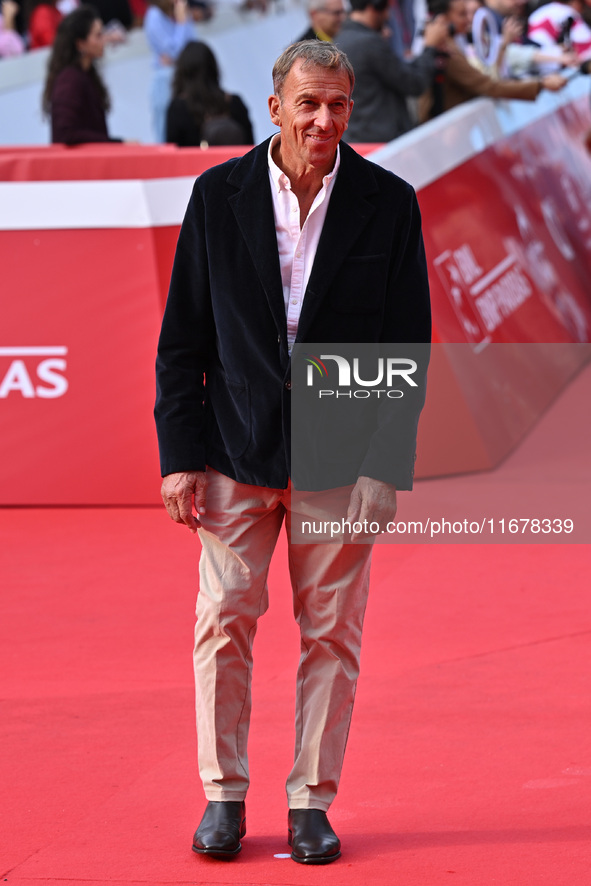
[{"x1": 1, "y1": 100, "x2": 590, "y2": 502}]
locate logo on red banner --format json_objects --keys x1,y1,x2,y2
[{"x1": 0, "y1": 347, "x2": 68, "y2": 399}]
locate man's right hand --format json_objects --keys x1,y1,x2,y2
[{"x1": 161, "y1": 471, "x2": 207, "y2": 534}]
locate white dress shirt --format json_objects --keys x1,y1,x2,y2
[{"x1": 267, "y1": 134, "x2": 340, "y2": 352}]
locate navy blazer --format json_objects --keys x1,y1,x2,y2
[{"x1": 155, "y1": 137, "x2": 431, "y2": 490}]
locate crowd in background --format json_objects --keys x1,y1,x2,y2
[
  {"x1": 0, "y1": 0, "x2": 212, "y2": 57},
  {"x1": 1, "y1": 0, "x2": 590, "y2": 145}
]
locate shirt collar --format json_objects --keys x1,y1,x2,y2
[{"x1": 267, "y1": 133, "x2": 341, "y2": 194}]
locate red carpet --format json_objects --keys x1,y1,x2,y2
[{"x1": 1, "y1": 366, "x2": 590, "y2": 886}]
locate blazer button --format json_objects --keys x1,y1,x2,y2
[{"x1": 285, "y1": 381, "x2": 292, "y2": 390}]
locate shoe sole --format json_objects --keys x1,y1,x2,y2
[
  {"x1": 290, "y1": 849, "x2": 342, "y2": 865},
  {"x1": 192, "y1": 843, "x2": 242, "y2": 860}
]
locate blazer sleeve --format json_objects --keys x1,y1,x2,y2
[
  {"x1": 359, "y1": 182, "x2": 431, "y2": 489},
  {"x1": 154, "y1": 181, "x2": 215, "y2": 476},
  {"x1": 446, "y1": 47, "x2": 542, "y2": 102},
  {"x1": 369, "y1": 34, "x2": 438, "y2": 97}
]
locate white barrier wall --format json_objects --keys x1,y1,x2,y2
[{"x1": 1, "y1": 76, "x2": 590, "y2": 503}]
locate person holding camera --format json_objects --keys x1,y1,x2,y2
[
  {"x1": 419, "y1": 0, "x2": 567, "y2": 120},
  {"x1": 336, "y1": 0, "x2": 449, "y2": 141}
]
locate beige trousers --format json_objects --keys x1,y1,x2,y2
[{"x1": 195, "y1": 468, "x2": 373, "y2": 811}]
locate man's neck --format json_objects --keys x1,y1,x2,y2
[
  {"x1": 271, "y1": 136, "x2": 335, "y2": 197},
  {"x1": 270, "y1": 135, "x2": 338, "y2": 226}
]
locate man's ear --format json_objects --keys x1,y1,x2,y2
[
  {"x1": 346, "y1": 98, "x2": 354, "y2": 126},
  {"x1": 268, "y1": 94, "x2": 281, "y2": 126}
]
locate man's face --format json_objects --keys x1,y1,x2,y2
[
  {"x1": 311, "y1": 0, "x2": 346, "y2": 39},
  {"x1": 268, "y1": 60, "x2": 353, "y2": 172}
]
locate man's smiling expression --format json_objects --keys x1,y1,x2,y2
[{"x1": 269, "y1": 60, "x2": 353, "y2": 176}]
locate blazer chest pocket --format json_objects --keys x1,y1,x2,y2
[{"x1": 330, "y1": 254, "x2": 387, "y2": 313}]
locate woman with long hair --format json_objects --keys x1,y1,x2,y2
[
  {"x1": 43, "y1": 5, "x2": 123, "y2": 144},
  {"x1": 166, "y1": 40, "x2": 254, "y2": 146}
]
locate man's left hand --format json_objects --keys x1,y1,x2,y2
[
  {"x1": 346, "y1": 475, "x2": 397, "y2": 542},
  {"x1": 161, "y1": 470, "x2": 207, "y2": 534}
]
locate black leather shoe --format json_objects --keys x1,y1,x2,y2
[
  {"x1": 192, "y1": 800, "x2": 246, "y2": 859},
  {"x1": 287, "y1": 809, "x2": 341, "y2": 864}
]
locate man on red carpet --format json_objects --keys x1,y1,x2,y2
[{"x1": 155, "y1": 40, "x2": 430, "y2": 864}]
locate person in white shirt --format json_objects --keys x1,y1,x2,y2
[
  {"x1": 155, "y1": 39, "x2": 431, "y2": 865},
  {"x1": 528, "y1": 0, "x2": 591, "y2": 72}
]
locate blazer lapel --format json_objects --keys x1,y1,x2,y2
[
  {"x1": 296, "y1": 143, "x2": 379, "y2": 342},
  {"x1": 226, "y1": 140, "x2": 287, "y2": 340},
  {"x1": 225, "y1": 140, "x2": 380, "y2": 344}
]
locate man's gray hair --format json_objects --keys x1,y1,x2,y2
[{"x1": 272, "y1": 41, "x2": 355, "y2": 98}]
